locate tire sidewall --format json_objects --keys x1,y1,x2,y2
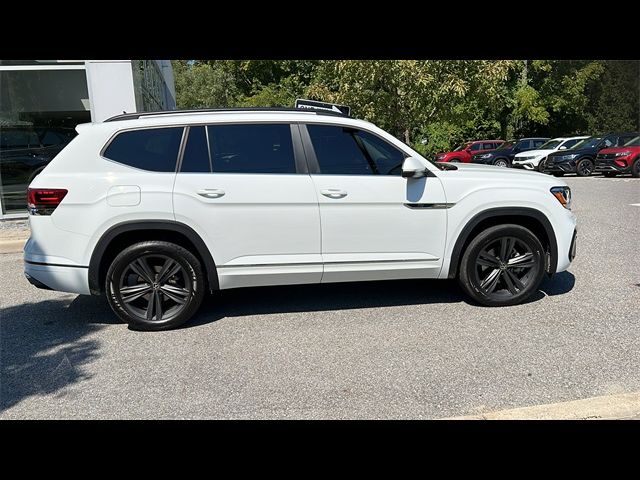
[
  {"x1": 632, "y1": 158, "x2": 640, "y2": 178},
  {"x1": 576, "y1": 157, "x2": 593, "y2": 177},
  {"x1": 106, "y1": 241, "x2": 204, "y2": 331},
  {"x1": 459, "y1": 225, "x2": 546, "y2": 307},
  {"x1": 494, "y1": 158, "x2": 509, "y2": 167}
]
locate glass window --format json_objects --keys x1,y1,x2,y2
[
  {"x1": 618, "y1": 135, "x2": 637, "y2": 146},
  {"x1": 562, "y1": 138, "x2": 582, "y2": 149},
  {"x1": 624, "y1": 135, "x2": 640, "y2": 147},
  {"x1": 103, "y1": 127, "x2": 183, "y2": 172},
  {"x1": 180, "y1": 126, "x2": 210, "y2": 173},
  {"x1": 470, "y1": 143, "x2": 482, "y2": 151},
  {"x1": 533, "y1": 139, "x2": 547, "y2": 148},
  {"x1": 308, "y1": 124, "x2": 405, "y2": 175},
  {"x1": 516, "y1": 140, "x2": 531, "y2": 150},
  {"x1": 482, "y1": 143, "x2": 495, "y2": 150},
  {"x1": 602, "y1": 137, "x2": 615, "y2": 148},
  {"x1": 207, "y1": 124, "x2": 295, "y2": 174},
  {"x1": 0, "y1": 129, "x2": 39, "y2": 150}
]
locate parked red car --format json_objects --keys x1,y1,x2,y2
[
  {"x1": 595, "y1": 135, "x2": 640, "y2": 177},
  {"x1": 434, "y1": 140, "x2": 504, "y2": 163}
]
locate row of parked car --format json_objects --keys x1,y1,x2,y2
[{"x1": 434, "y1": 132, "x2": 640, "y2": 177}]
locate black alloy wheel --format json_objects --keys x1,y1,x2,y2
[
  {"x1": 106, "y1": 241, "x2": 205, "y2": 330},
  {"x1": 458, "y1": 224, "x2": 545, "y2": 306},
  {"x1": 632, "y1": 158, "x2": 640, "y2": 178},
  {"x1": 576, "y1": 158, "x2": 594, "y2": 177}
]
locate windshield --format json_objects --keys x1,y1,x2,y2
[
  {"x1": 539, "y1": 139, "x2": 562, "y2": 150},
  {"x1": 624, "y1": 135, "x2": 640, "y2": 146},
  {"x1": 570, "y1": 137, "x2": 602, "y2": 149},
  {"x1": 500, "y1": 141, "x2": 515, "y2": 149}
]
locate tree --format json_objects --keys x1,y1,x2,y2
[{"x1": 171, "y1": 60, "x2": 238, "y2": 109}]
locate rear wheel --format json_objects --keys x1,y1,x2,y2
[
  {"x1": 458, "y1": 224, "x2": 546, "y2": 307},
  {"x1": 494, "y1": 158, "x2": 509, "y2": 168},
  {"x1": 106, "y1": 241, "x2": 205, "y2": 331},
  {"x1": 576, "y1": 158, "x2": 594, "y2": 177},
  {"x1": 632, "y1": 158, "x2": 640, "y2": 178}
]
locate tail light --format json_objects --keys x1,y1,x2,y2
[{"x1": 27, "y1": 188, "x2": 68, "y2": 215}]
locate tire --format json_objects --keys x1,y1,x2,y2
[
  {"x1": 458, "y1": 224, "x2": 546, "y2": 307},
  {"x1": 576, "y1": 158, "x2": 594, "y2": 177},
  {"x1": 632, "y1": 158, "x2": 640, "y2": 178},
  {"x1": 493, "y1": 158, "x2": 510, "y2": 168},
  {"x1": 537, "y1": 159, "x2": 546, "y2": 172},
  {"x1": 106, "y1": 241, "x2": 205, "y2": 331},
  {"x1": 449, "y1": 158, "x2": 461, "y2": 163}
]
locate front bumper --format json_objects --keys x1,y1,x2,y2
[
  {"x1": 595, "y1": 159, "x2": 630, "y2": 173},
  {"x1": 512, "y1": 162, "x2": 536, "y2": 170},
  {"x1": 545, "y1": 160, "x2": 577, "y2": 173}
]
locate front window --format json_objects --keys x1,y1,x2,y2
[
  {"x1": 562, "y1": 138, "x2": 583, "y2": 149},
  {"x1": 572, "y1": 137, "x2": 602, "y2": 149},
  {"x1": 307, "y1": 124, "x2": 405, "y2": 175},
  {"x1": 539, "y1": 139, "x2": 563, "y2": 150},
  {"x1": 624, "y1": 135, "x2": 640, "y2": 147}
]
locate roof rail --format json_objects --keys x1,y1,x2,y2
[{"x1": 104, "y1": 107, "x2": 349, "y2": 122}]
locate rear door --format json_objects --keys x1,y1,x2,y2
[
  {"x1": 301, "y1": 123, "x2": 447, "y2": 283},
  {"x1": 172, "y1": 123, "x2": 322, "y2": 289}
]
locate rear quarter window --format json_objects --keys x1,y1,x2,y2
[{"x1": 103, "y1": 127, "x2": 184, "y2": 172}]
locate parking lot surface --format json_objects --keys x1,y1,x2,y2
[{"x1": 1, "y1": 176, "x2": 639, "y2": 419}]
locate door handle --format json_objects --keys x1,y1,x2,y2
[
  {"x1": 197, "y1": 188, "x2": 225, "y2": 198},
  {"x1": 320, "y1": 189, "x2": 348, "y2": 199}
]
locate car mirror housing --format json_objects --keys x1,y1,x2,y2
[{"x1": 401, "y1": 156, "x2": 427, "y2": 178}]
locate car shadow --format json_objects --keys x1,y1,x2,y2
[
  {"x1": 187, "y1": 271, "x2": 576, "y2": 328},
  {"x1": 0, "y1": 295, "x2": 118, "y2": 413}
]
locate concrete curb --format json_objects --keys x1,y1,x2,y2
[
  {"x1": 445, "y1": 392, "x2": 640, "y2": 420},
  {"x1": 0, "y1": 238, "x2": 27, "y2": 254}
]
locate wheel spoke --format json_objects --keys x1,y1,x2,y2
[
  {"x1": 501, "y1": 270, "x2": 519, "y2": 295},
  {"x1": 154, "y1": 291, "x2": 163, "y2": 321},
  {"x1": 158, "y1": 262, "x2": 182, "y2": 285},
  {"x1": 480, "y1": 268, "x2": 501, "y2": 293},
  {"x1": 499, "y1": 238, "x2": 509, "y2": 261},
  {"x1": 160, "y1": 284, "x2": 189, "y2": 304},
  {"x1": 130, "y1": 258, "x2": 155, "y2": 284},
  {"x1": 508, "y1": 252, "x2": 534, "y2": 267},
  {"x1": 120, "y1": 283, "x2": 152, "y2": 303},
  {"x1": 146, "y1": 291, "x2": 156, "y2": 321},
  {"x1": 506, "y1": 269, "x2": 525, "y2": 290},
  {"x1": 478, "y1": 251, "x2": 500, "y2": 268}
]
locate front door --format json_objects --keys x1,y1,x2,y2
[
  {"x1": 172, "y1": 123, "x2": 322, "y2": 289},
  {"x1": 301, "y1": 123, "x2": 447, "y2": 283}
]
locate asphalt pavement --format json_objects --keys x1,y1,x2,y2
[{"x1": 1, "y1": 176, "x2": 639, "y2": 419}]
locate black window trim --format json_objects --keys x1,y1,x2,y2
[
  {"x1": 299, "y1": 122, "x2": 409, "y2": 176},
  {"x1": 100, "y1": 125, "x2": 187, "y2": 173}
]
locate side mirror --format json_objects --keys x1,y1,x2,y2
[
  {"x1": 559, "y1": 146, "x2": 567, "y2": 150},
  {"x1": 402, "y1": 156, "x2": 427, "y2": 178}
]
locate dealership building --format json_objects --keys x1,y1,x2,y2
[{"x1": 0, "y1": 60, "x2": 176, "y2": 218}]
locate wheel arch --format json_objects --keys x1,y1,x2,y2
[
  {"x1": 447, "y1": 207, "x2": 558, "y2": 279},
  {"x1": 89, "y1": 220, "x2": 219, "y2": 295}
]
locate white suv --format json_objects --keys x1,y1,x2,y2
[
  {"x1": 512, "y1": 136, "x2": 588, "y2": 171},
  {"x1": 24, "y1": 107, "x2": 578, "y2": 330}
]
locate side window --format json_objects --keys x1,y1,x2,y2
[
  {"x1": 207, "y1": 124, "x2": 295, "y2": 174},
  {"x1": 482, "y1": 143, "x2": 494, "y2": 150},
  {"x1": 180, "y1": 126, "x2": 210, "y2": 173},
  {"x1": 354, "y1": 130, "x2": 405, "y2": 175},
  {"x1": 533, "y1": 139, "x2": 546, "y2": 148},
  {"x1": 470, "y1": 143, "x2": 482, "y2": 151},
  {"x1": 516, "y1": 140, "x2": 531, "y2": 151},
  {"x1": 307, "y1": 124, "x2": 405, "y2": 175},
  {"x1": 103, "y1": 127, "x2": 183, "y2": 172},
  {"x1": 40, "y1": 130, "x2": 68, "y2": 147},
  {"x1": 563, "y1": 139, "x2": 580, "y2": 149}
]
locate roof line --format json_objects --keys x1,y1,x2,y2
[{"x1": 104, "y1": 107, "x2": 349, "y2": 122}]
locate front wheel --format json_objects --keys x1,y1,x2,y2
[
  {"x1": 458, "y1": 224, "x2": 546, "y2": 307},
  {"x1": 494, "y1": 158, "x2": 509, "y2": 168},
  {"x1": 576, "y1": 158, "x2": 594, "y2": 177},
  {"x1": 106, "y1": 241, "x2": 205, "y2": 331},
  {"x1": 537, "y1": 159, "x2": 546, "y2": 172},
  {"x1": 449, "y1": 158, "x2": 461, "y2": 163},
  {"x1": 632, "y1": 158, "x2": 640, "y2": 178}
]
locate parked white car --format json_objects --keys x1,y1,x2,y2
[
  {"x1": 24, "y1": 107, "x2": 578, "y2": 330},
  {"x1": 512, "y1": 136, "x2": 588, "y2": 171}
]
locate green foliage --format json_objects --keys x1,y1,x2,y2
[{"x1": 172, "y1": 59, "x2": 640, "y2": 155}]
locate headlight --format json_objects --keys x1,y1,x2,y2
[
  {"x1": 551, "y1": 186, "x2": 572, "y2": 210},
  {"x1": 478, "y1": 153, "x2": 493, "y2": 159},
  {"x1": 615, "y1": 151, "x2": 631, "y2": 157}
]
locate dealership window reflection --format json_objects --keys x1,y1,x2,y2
[{"x1": 0, "y1": 69, "x2": 90, "y2": 214}]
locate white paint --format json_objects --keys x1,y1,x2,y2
[
  {"x1": 630, "y1": 203, "x2": 640, "y2": 206},
  {"x1": 24, "y1": 111, "x2": 578, "y2": 295}
]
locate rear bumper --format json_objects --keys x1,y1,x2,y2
[{"x1": 24, "y1": 238, "x2": 90, "y2": 294}]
